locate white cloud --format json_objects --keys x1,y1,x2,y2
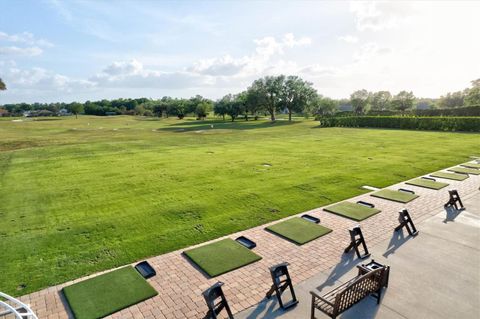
[
  {"x1": 338, "y1": 35, "x2": 359, "y2": 43},
  {"x1": 353, "y1": 42, "x2": 391, "y2": 62},
  {"x1": 0, "y1": 46, "x2": 43, "y2": 56},
  {"x1": 254, "y1": 33, "x2": 311, "y2": 57},
  {"x1": 349, "y1": 1, "x2": 411, "y2": 31},
  {"x1": 0, "y1": 31, "x2": 53, "y2": 47},
  {"x1": 88, "y1": 33, "x2": 313, "y2": 89},
  {"x1": 0, "y1": 31, "x2": 53, "y2": 57},
  {"x1": 89, "y1": 59, "x2": 209, "y2": 89},
  {"x1": 1, "y1": 66, "x2": 94, "y2": 92},
  {"x1": 188, "y1": 55, "x2": 248, "y2": 76}
]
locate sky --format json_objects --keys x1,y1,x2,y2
[{"x1": 0, "y1": 0, "x2": 479, "y2": 104}]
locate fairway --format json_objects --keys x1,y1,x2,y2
[{"x1": 1, "y1": 116, "x2": 479, "y2": 295}]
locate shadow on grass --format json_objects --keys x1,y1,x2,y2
[{"x1": 157, "y1": 120, "x2": 299, "y2": 133}]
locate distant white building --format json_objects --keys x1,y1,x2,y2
[{"x1": 58, "y1": 108, "x2": 72, "y2": 116}]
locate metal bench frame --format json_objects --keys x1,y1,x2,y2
[{"x1": 0, "y1": 292, "x2": 38, "y2": 319}]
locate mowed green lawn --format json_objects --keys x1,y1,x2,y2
[{"x1": 0, "y1": 116, "x2": 479, "y2": 295}]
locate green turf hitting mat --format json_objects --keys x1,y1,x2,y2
[
  {"x1": 448, "y1": 166, "x2": 480, "y2": 175},
  {"x1": 265, "y1": 217, "x2": 332, "y2": 245},
  {"x1": 184, "y1": 238, "x2": 261, "y2": 277},
  {"x1": 371, "y1": 189, "x2": 419, "y2": 203},
  {"x1": 430, "y1": 171, "x2": 469, "y2": 181},
  {"x1": 63, "y1": 266, "x2": 157, "y2": 319},
  {"x1": 461, "y1": 162, "x2": 480, "y2": 169},
  {"x1": 323, "y1": 202, "x2": 381, "y2": 221},
  {"x1": 406, "y1": 178, "x2": 448, "y2": 190}
]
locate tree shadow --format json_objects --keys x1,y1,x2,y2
[
  {"x1": 382, "y1": 230, "x2": 412, "y2": 258},
  {"x1": 157, "y1": 120, "x2": 299, "y2": 133},
  {"x1": 443, "y1": 206, "x2": 464, "y2": 223}
]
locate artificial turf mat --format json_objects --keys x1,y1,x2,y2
[
  {"x1": 184, "y1": 238, "x2": 261, "y2": 277},
  {"x1": 405, "y1": 178, "x2": 448, "y2": 190},
  {"x1": 448, "y1": 166, "x2": 480, "y2": 175},
  {"x1": 265, "y1": 217, "x2": 332, "y2": 245},
  {"x1": 371, "y1": 189, "x2": 419, "y2": 203},
  {"x1": 430, "y1": 171, "x2": 469, "y2": 181},
  {"x1": 63, "y1": 266, "x2": 157, "y2": 319},
  {"x1": 461, "y1": 162, "x2": 480, "y2": 169},
  {"x1": 323, "y1": 202, "x2": 381, "y2": 221}
]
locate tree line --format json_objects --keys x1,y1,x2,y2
[{"x1": 0, "y1": 76, "x2": 479, "y2": 119}]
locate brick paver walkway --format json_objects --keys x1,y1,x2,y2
[{"x1": 14, "y1": 162, "x2": 480, "y2": 319}]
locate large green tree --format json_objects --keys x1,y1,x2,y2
[
  {"x1": 0, "y1": 78, "x2": 6, "y2": 91},
  {"x1": 280, "y1": 75, "x2": 317, "y2": 121},
  {"x1": 350, "y1": 89, "x2": 370, "y2": 114},
  {"x1": 465, "y1": 78, "x2": 480, "y2": 106},
  {"x1": 248, "y1": 75, "x2": 285, "y2": 121},
  {"x1": 312, "y1": 96, "x2": 338, "y2": 116},
  {"x1": 67, "y1": 102, "x2": 84, "y2": 119},
  {"x1": 392, "y1": 91, "x2": 415, "y2": 112},
  {"x1": 437, "y1": 91, "x2": 465, "y2": 108},
  {"x1": 370, "y1": 91, "x2": 392, "y2": 111}
]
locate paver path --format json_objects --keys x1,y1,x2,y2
[{"x1": 14, "y1": 163, "x2": 480, "y2": 319}]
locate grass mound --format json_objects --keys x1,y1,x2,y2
[
  {"x1": 184, "y1": 238, "x2": 261, "y2": 277},
  {"x1": 406, "y1": 178, "x2": 448, "y2": 190},
  {"x1": 323, "y1": 202, "x2": 381, "y2": 221},
  {"x1": 371, "y1": 189, "x2": 419, "y2": 203},
  {"x1": 461, "y1": 162, "x2": 480, "y2": 169},
  {"x1": 448, "y1": 167, "x2": 480, "y2": 175},
  {"x1": 430, "y1": 171, "x2": 468, "y2": 181},
  {"x1": 265, "y1": 217, "x2": 332, "y2": 245},
  {"x1": 63, "y1": 267, "x2": 157, "y2": 319}
]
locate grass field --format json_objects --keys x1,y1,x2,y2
[{"x1": 1, "y1": 115, "x2": 479, "y2": 295}]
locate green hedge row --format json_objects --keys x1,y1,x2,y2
[
  {"x1": 318, "y1": 116, "x2": 480, "y2": 132},
  {"x1": 335, "y1": 106, "x2": 480, "y2": 117}
]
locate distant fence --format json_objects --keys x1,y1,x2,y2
[{"x1": 318, "y1": 116, "x2": 480, "y2": 132}]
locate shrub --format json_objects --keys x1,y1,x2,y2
[{"x1": 318, "y1": 116, "x2": 480, "y2": 132}]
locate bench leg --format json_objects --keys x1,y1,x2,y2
[{"x1": 310, "y1": 295, "x2": 316, "y2": 319}]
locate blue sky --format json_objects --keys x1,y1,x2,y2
[{"x1": 0, "y1": 0, "x2": 479, "y2": 103}]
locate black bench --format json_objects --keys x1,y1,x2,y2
[{"x1": 310, "y1": 261, "x2": 389, "y2": 319}]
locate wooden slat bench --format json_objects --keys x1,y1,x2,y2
[{"x1": 310, "y1": 264, "x2": 388, "y2": 319}]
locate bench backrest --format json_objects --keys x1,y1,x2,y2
[{"x1": 333, "y1": 267, "x2": 384, "y2": 315}]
